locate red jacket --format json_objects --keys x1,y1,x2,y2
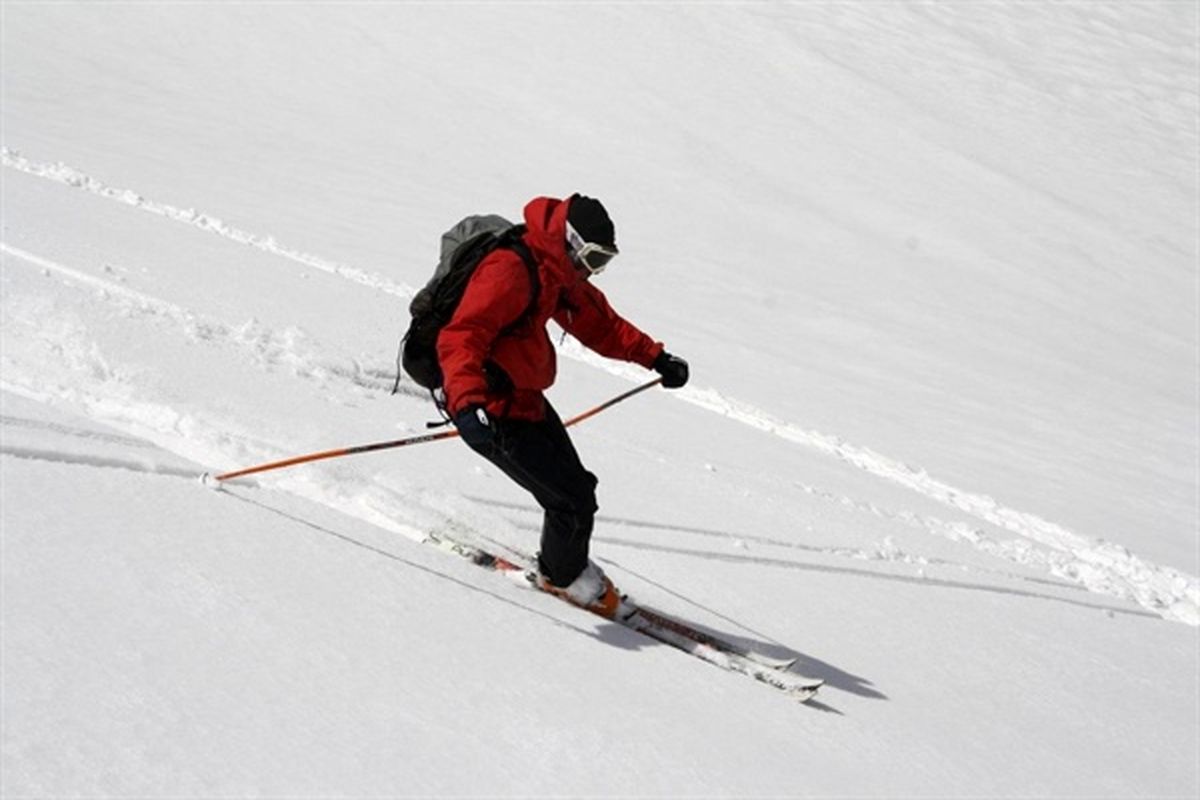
[{"x1": 437, "y1": 196, "x2": 664, "y2": 420}]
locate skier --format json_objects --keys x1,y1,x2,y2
[{"x1": 438, "y1": 193, "x2": 689, "y2": 617}]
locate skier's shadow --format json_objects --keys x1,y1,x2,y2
[
  {"x1": 579, "y1": 606, "x2": 870, "y2": 714},
  {"x1": 465, "y1": 497, "x2": 886, "y2": 706},
  {"x1": 605, "y1": 588, "x2": 884, "y2": 704}
]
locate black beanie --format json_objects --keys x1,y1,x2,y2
[{"x1": 567, "y1": 194, "x2": 616, "y2": 248}]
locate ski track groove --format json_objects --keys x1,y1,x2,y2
[
  {"x1": 0, "y1": 445, "x2": 201, "y2": 480},
  {"x1": 2, "y1": 147, "x2": 417, "y2": 299},
  {"x1": 3, "y1": 151, "x2": 1197, "y2": 625}
]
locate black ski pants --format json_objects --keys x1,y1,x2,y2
[{"x1": 464, "y1": 403, "x2": 598, "y2": 588}]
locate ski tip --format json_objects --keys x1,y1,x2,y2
[
  {"x1": 794, "y1": 681, "x2": 825, "y2": 703},
  {"x1": 762, "y1": 656, "x2": 801, "y2": 672}
]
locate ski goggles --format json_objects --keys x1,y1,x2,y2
[{"x1": 565, "y1": 222, "x2": 619, "y2": 276}]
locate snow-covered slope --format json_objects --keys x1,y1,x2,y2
[{"x1": 3, "y1": 3, "x2": 1196, "y2": 797}]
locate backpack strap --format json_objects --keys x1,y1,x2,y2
[{"x1": 495, "y1": 225, "x2": 541, "y2": 338}]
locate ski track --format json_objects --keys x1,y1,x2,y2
[
  {"x1": 0, "y1": 444, "x2": 201, "y2": 480},
  {"x1": 2, "y1": 147, "x2": 417, "y2": 300},
  {"x1": 3, "y1": 152, "x2": 1197, "y2": 626}
]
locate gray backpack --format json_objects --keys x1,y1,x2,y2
[{"x1": 394, "y1": 215, "x2": 540, "y2": 393}]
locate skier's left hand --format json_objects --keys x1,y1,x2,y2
[
  {"x1": 454, "y1": 405, "x2": 494, "y2": 448},
  {"x1": 653, "y1": 351, "x2": 689, "y2": 389}
]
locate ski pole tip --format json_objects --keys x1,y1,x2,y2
[{"x1": 198, "y1": 471, "x2": 224, "y2": 491}]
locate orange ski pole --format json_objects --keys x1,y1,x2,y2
[
  {"x1": 203, "y1": 377, "x2": 662, "y2": 485},
  {"x1": 205, "y1": 428, "x2": 461, "y2": 483},
  {"x1": 561, "y1": 376, "x2": 662, "y2": 427}
]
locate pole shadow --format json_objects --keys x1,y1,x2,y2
[{"x1": 465, "y1": 495, "x2": 1155, "y2": 622}]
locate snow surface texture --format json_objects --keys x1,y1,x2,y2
[{"x1": 2, "y1": 3, "x2": 1197, "y2": 797}]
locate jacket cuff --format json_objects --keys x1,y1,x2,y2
[
  {"x1": 448, "y1": 389, "x2": 488, "y2": 416},
  {"x1": 638, "y1": 341, "x2": 665, "y2": 369}
]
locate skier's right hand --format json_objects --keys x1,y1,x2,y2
[
  {"x1": 454, "y1": 405, "x2": 494, "y2": 449},
  {"x1": 653, "y1": 351, "x2": 690, "y2": 389}
]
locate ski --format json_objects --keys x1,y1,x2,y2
[
  {"x1": 620, "y1": 613, "x2": 823, "y2": 702},
  {"x1": 626, "y1": 604, "x2": 800, "y2": 672},
  {"x1": 424, "y1": 532, "x2": 823, "y2": 702}
]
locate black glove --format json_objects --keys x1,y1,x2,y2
[
  {"x1": 653, "y1": 351, "x2": 689, "y2": 389},
  {"x1": 454, "y1": 405, "x2": 494, "y2": 448}
]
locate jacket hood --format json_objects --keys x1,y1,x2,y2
[{"x1": 522, "y1": 196, "x2": 577, "y2": 282}]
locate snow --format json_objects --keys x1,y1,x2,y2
[{"x1": 2, "y1": 2, "x2": 1197, "y2": 797}]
